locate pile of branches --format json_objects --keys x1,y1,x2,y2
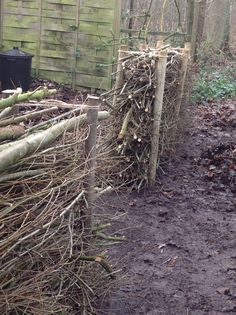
[
  {"x1": 0, "y1": 89, "x2": 113, "y2": 314},
  {"x1": 102, "y1": 47, "x2": 184, "y2": 189}
]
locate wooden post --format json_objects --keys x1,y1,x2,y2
[
  {"x1": 191, "y1": 0, "x2": 200, "y2": 60},
  {"x1": 148, "y1": 49, "x2": 168, "y2": 187},
  {"x1": 175, "y1": 42, "x2": 191, "y2": 119},
  {"x1": 112, "y1": 44, "x2": 128, "y2": 107},
  {"x1": 84, "y1": 95, "x2": 99, "y2": 233},
  {"x1": 72, "y1": 0, "x2": 80, "y2": 90}
]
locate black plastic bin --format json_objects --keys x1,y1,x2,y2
[{"x1": 0, "y1": 47, "x2": 34, "y2": 92}]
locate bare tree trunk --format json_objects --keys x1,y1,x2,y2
[
  {"x1": 186, "y1": 0, "x2": 194, "y2": 36},
  {"x1": 128, "y1": 0, "x2": 134, "y2": 38},
  {"x1": 229, "y1": 1, "x2": 236, "y2": 55},
  {"x1": 197, "y1": 0, "x2": 207, "y2": 46},
  {"x1": 206, "y1": 0, "x2": 230, "y2": 51}
]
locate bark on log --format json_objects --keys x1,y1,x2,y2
[
  {"x1": 0, "y1": 88, "x2": 57, "y2": 110},
  {"x1": 0, "y1": 93, "x2": 19, "y2": 110},
  {"x1": 0, "y1": 125, "x2": 25, "y2": 142},
  {"x1": 0, "y1": 107, "x2": 13, "y2": 120}
]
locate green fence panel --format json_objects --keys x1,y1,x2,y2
[{"x1": 0, "y1": 0, "x2": 121, "y2": 90}]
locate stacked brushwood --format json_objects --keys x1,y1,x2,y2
[
  {"x1": 101, "y1": 43, "x2": 190, "y2": 189},
  {"x1": 0, "y1": 88, "x2": 113, "y2": 314}
]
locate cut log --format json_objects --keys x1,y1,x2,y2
[
  {"x1": 0, "y1": 125, "x2": 25, "y2": 142},
  {"x1": 0, "y1": 107, "x2": 13, "y2": 120},
  {"x1": 84, "y1": 95, "x2": 99, "y2": 233},
  {"x1": 0, "y1": 88, "x2": 57, "y2": 110}
]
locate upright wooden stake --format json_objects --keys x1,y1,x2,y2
[
  {"x1": 148, "y1": 49, "x2": 168, "y2": 187},
  {"x1": 84, "y1": 95, "x2": 99, "y2": 232},
  {"x1": 175, "y1": 42, "x2": 191, "y2": 119},
  {"x1": 113, "y1": 45, "x2": 128, "y2": 107}
]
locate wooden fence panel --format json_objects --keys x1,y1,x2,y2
[{"x1": 0, "y1": 0, "x2": 121, "y2": 90}]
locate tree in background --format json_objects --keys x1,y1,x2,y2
[
  {"x1": 205, "y1": 0, "x2": 231, "y2": 52},
  {"x1": 197, "y1": 0, "x2": 207, "y2": 45}
]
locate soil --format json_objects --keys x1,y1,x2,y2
[{"x1": 95, "y1": 99, "x2": 236, "y2": 315}]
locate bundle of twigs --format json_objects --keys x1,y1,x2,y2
[
  {"x1": 0, "y1": 90, "x2": 113, "y2": 314},
  {"x1": 101, "y1": 45, "x2": 188, "y2": 189},
  {"x1": 0, "y1": 134, "x2": 113, "y2": 314}
]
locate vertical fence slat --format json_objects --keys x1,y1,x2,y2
[
  {"x1": 84, "y1": 95, "x2": 99, "y2": 232},
  {"x1": 35, "y1": 0, "x2": 43, "y2": 76},
  {"x1": 0, "y1": 0, "x2": 2, "y2": 49},
  {"x1": 148, "y1": 48, "x2": 168, "y2": 187}
]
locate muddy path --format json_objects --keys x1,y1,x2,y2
[{"x1": 96, "y1": 100, "x2": 236, "y2": 315}]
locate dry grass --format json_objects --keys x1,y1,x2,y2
[{"x1": 0, "y1": 124, "x2": 115, "y2": 314}]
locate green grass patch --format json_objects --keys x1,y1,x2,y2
[{"x1": 192, "y1": 66, "x2": 236, "y2": 103}]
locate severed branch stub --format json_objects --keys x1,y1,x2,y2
[
  {"x1": 84, "y1": 95, "x2": 99, "y2": 233},
  {"x1": 148, "y1": 47, "x2": 168, "y2": 187}
]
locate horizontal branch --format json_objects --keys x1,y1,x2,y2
[
  {"x1": 0, "y1": 169, "x2": 44, "y2": 183},
  {"x1": 0, "y1": 107, "x2": 58, "y2": 127},
  {"x1": 121, "y1": 29, "x2": 190, "y2": 37},
  {"x1": 0, "y1": 111, "x2": 110, "y2": 172},
  {"x1": 0, "y1": 88, "x2": 57, "y2": 110}
]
